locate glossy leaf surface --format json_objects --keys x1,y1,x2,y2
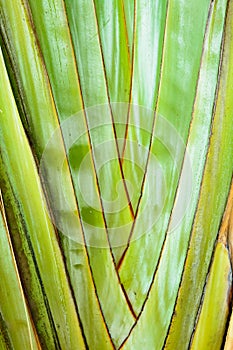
[{"x1": 0, "y1": 0, "x2": 233, "y2": 348}]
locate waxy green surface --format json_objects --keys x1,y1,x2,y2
[
  {"x1": 119, "y1": 0, "x2": 211, "y2": 317},
  {"x1": 165, "y1": 1, "x2": 233, "y2": 347},
  {"x1": 1, "y1": 0, "x2": 233, "y2": 348},
  {"x1": 0, "y1": 194, "x2": 40, "y2": 350},
  {"x1": 191, "y1": 243, "x2": 231, "y2": 350},
  {"x1": 1, "y1": 0, "x2": 134, "y2": 347},
  {"x1": 0, "y1": 46, "x2": 85, "y2": 350}
]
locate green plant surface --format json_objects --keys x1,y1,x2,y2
[
  {"x1": 119, "y1": 0, "x2": 211, "y2": 317},
  {"x1": 191, "y1": 243, "x2": 231, "y2": 350},
  {"x1": 94, "y1": 0, "x2": 131, "y2": 146},
  {"x1": 0, "y1": 0, "x2": 135, "y2": 347},
  {"x1": 122, "y1": 0, "x2": 134, "y2": 61},
  {"x1": 0, "y1": 46, "x2": 85, "y2": 350},
  {"x1": 224, "y1": 187, "x2": 233, "y2": 350},
  {"x1": 0, "y1": 0, "x2": 233, "y2": 349},
  {"x1": 165, "y1": 1, "x2": 233, "y2": 347},
  {"x1": 190, "y1": 181, "x2": 233, "y2": 349},
  {"x1": 63, "y1": 0, "x2": 135, "y2": 261},
  {"x1": 0, "y1": 193, "x2": 40, "y2": 350}
]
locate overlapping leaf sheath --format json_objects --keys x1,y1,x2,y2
[
  {"x1": 0, "y1": 0, "x2": 233, "y2": 349},
  {"x1": 119, "y1": 0, "x2": 211, "y2": 319},
  {"x1": 190, "y1": 180, "x2": 233, "y2": 349},
  {"x1": 0, "y1": 192, "x2": 40, "y2": 350},
  {"x1": 0, "y1": 47, "x2": 85, "y2": 349},
  {"x1": 165, "y1": 1, "x2": 233, "y2": 348},
  {"x1": 224, "y1": 187, "x2": 233, "y2": 350},
  {"x1": 1, "y1": 0, "x2": 134, "y2": 347}
]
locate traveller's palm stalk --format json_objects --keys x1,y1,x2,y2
[{"x1": 0, "y1": 0, "x2": 233, "y2": 349}]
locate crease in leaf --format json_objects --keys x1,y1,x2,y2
[
  {"x1": 118, "y1": 0, "x2": 211, "y2": 320},
  {"x1": 0, "y1": 191, "x2": 40, "y2": 350},
  {"x1": 190, "y1": 179, "x2": 233, "y2": 350},
  {"x1": 0, "y1": 45, "x2": 86, "y2": 350},
  {"x1": 2, "y1": 0, "x2": 136, "y2": 346},
  {"x1": 165, "y1": 1, "x2": 233, "y2": 347}
]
